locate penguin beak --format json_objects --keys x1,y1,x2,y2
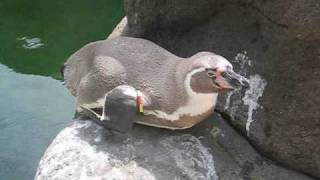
[{"x1": 215, "y1": 70, "x2": 250, "y2": 90}]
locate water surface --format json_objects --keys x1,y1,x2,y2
[
  {"x1": 0, "y1": 0, "x2": 124, "y2": 179},
  {"x1": 0, "y1": 0, "x2": 124, "y2": 79},
  {"x1": 0, "y1": 64, "x2": 75, "y2": 179}
]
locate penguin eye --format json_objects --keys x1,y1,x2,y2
[{"x1": 206, "y1": 69, "x2": 216, "y2": 78}]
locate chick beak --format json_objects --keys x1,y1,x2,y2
[{"x1": 214, "y1": 69, "x2": 250, "y2": 90}]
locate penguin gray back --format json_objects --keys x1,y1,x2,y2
[
  {"x1": 63, "y1": 37, "x2": 249, "y2": 130},
  {"x1": 63, "y1": 37, "x2": 188, "y2": 113}
]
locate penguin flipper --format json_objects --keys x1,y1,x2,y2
[{"x1": 99, "y1": 85, "x2": 138, "y2": 133}]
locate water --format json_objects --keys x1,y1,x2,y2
[{"x1": 0, "y1": 0, "x2": 124, "y2": 179}]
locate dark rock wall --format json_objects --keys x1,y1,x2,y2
[
  {"x1": 123, "y1": 0, "x2": 320, "y2": 178},
  {"x1": 247, "y1": 0, "x2": 320, "y2": 40},
  {"x1": 124, "y1": 0, "x2": 218, "y2": 36}
]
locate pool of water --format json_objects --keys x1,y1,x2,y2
[{"x1": 0, "y1": 0, "x2": 124, "y2": 179}]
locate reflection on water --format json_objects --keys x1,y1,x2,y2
[
  {"x1": 17, "y1": 36, "x2": 45, "y2": 50},
  {"x1": 0, "y1": 0, "x2": 124, "y2": 179}
]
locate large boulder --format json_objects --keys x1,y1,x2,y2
[
  {"x1": 35, "y1": 115, "x2": 311, "y2": 180},
  {"x1": 247, "y1": 0, "x2": 320, "y2": 40},
  {"x1": 122, "y1": 0, "x2": 320, "y2": 178},
  {"x1": 124, "y1": 0, "x2": 218, "y2": 36}
]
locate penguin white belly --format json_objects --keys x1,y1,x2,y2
[
  {"x1": 143, "y1": 93, "x2": 217, "y2": 122},
  {"x1": 139, "y1": 67, "x2": 219, "y2": 129}
]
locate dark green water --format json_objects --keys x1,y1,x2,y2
[{"x1": 0, "y1": 0, "x2": 124, "y2": 179}]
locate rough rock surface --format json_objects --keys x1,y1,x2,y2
[
  {"x1": 124, "y1": 0, "x2": 218, "y2": 36},
  {"x1": 35, "y1": 115, "x2": 311, "y2": 180},
  {"x1": 122, "y1": 0, "x2": 320, "y2": 178},
  {"x1": 107, "y1": 17, "x2": 130, "y2": 39},
  {"x1": 247, "y1": 0, "x2": 320, "y2": 40}
]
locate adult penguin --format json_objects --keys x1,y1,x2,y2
[{"x1": 62, "y1": 37, "x2": 249, "y2": 133}]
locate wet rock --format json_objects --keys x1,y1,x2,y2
[
  {"x1": 123, "y1": 0, "x2": 320, "y2": 177},
  {"x1": 35, "y1": 115, "x2": 311, "y2": 180}
]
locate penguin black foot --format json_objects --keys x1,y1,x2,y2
[{"x1": 80, "y1": 85, "x2": 138, "y2": 133}]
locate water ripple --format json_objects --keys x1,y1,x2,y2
[{"x1": 16, "y1": 36, "x2": 45, "y2": 49}]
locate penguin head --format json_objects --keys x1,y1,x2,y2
[{"x1": 187, "y1": 52, "x2": 249, "y2": 93}]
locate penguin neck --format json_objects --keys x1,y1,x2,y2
[
  {"x1": 176, "y1": 59, "x2": 213, "y2": 95},
  {"x1": 175, "y1": 59, "x2": 192, "y2": 97},
  {"x1": 175, "y1": 59, "x2": 218, "y2": 111},
  {"x1": 142, "y1": 59, "x2": 218, "y2": 122}
]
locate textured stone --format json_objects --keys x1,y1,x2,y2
[
  {"x1": 124, "y1": 0, "x2": 218, "y2": 36},
  {"x1": 107, "y1": 17, "x2": 130, "y2": 39},
  {"x1": 35, "y1": 115, "x2": 311, "y2": 180},
  {"x1": 123, "y1": 0, "x2": 320, "y2": 178},
  {"x1": 248, "y1": 0, "x2": 320, "y2": 40}
]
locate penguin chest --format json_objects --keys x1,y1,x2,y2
[{"x1": 142, "y1": 93, "x2": 218, "y2": 128}]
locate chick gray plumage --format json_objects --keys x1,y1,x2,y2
[{"x1": 63, "y1": 37, "x2": 248, "y2": 131}]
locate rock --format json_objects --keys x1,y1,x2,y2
[
  {"x1": 247, "y1": 0, "x2": 320, "y2": 40},
  {"x1": 122, "y1": 0, "x2": 320, "y2": 177},
  {"x1": 107, "y1": 17, "x2": 130, "y2": 39},
  {"x1": 35, "y1": 114, "x2": 311, "y2": 180},
  {"x1": 124, "y1": 0, "x2": 218, "y2": 36}
]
